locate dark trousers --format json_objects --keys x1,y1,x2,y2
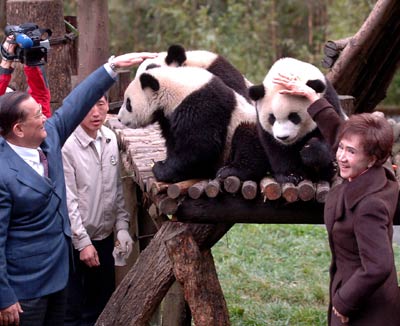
[
  {"x1": 64, "y1": 234, "x2": 115, "y2": 326},
  {"x1": 19, "y1": 289, "x2": 66, "y2": 326}
]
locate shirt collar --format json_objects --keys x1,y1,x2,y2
[{"x1": 6, "y1": 141, "x2": 40, "y2": 164}]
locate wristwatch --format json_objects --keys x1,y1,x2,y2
[{"x1": 107, "y1": 55, "x2": 130, "y2": 73}]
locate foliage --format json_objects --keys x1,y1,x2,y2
[
  {"x1": 62, "y1": 0, "x2": 399, "y2": 104},
  {"x1": 212, "y1": 223, "x2": 400, "y2": 326}
]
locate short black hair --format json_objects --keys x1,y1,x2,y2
[{"x1": 0, "y1": 91, "x2": 31, "y2": 137}]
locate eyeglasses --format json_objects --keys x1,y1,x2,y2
[{"x1": 25, "y1": 104, "x2": 43, "y2": 121}]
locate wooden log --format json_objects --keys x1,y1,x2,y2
[
  {"x1": 188, "y1": 180, "x2": 210, "y2": 199},
  {"x1": 149, "y1": 180, "x2": 169, "y2": 196},
  {"x1": 205, "y1": 179, "x2": 221, "y2": 198},
  {"x1": 166, "y1": 231, "x2": 230, "y2": 326},
  {"x1": 167, "y1": 179, "x2": 203, "y2": 199},
  {"x1": 321, "y1": 55, "x2": 338, "y2": 69},
  {"x1": 316, "y1": 181, "x2": 330, "y2": 203},
  {"x1": 323, "y1": 37, "x2": 352, "y2": 57},
  {"x1": 327, "y1": 0, "x2": 400, "y2": 114},
  {"x1": 281, "y1": 182, "x2": 298, "y2": 203},
  {"x1": 297, "y1": 180, "x2": 315, "y2": 202},
  {"x1": 260, "y1": 177, "x2": 281, "y2": 201},
  {"x1": 96, "y1": 221, "x2": 233, "y2": 326},
  {"x1": 241, "y1": 180, "x2": 257, "y2": 200},
  {"x1": 223, "y1": 176, "x2": 241, "y2": 194},
  {"x1": 176, "y1": 194, "x2": 325, "y2": 224},
  {"x1": 152, "y1": 194, "x2": 178, "y2": 215}
]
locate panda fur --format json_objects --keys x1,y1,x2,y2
[
  {"x1": 135, "y1": 44, "x2": 252, "y2": 102},
  {"x1": 118, "y1": 65, "x2": 260, "y2": 183},
  {"x1": 248, "y1": 57, "x2": 344, "y2": 185}
]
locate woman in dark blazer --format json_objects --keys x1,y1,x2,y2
[{"x1": 274, "y1": 74, "x2": 400, "y2": 326}]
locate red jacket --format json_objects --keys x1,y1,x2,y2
[{"x1": 0, "y1": 65, "x2": 51, "y2": 117}]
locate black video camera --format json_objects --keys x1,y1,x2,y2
[{"x1": 2, "y1": 23, "x2": 52, "y2": 66}]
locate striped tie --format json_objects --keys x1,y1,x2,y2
[{"x1": 38, "y1": 149, "x2": 49, "y2": 177}]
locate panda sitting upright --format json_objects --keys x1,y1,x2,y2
[
  {"x1": 118, "y1": 65, "x2": 262, "y2": 183},
  {"x1": 248, "y1": 57, "x2": 345, "y2": 185}
]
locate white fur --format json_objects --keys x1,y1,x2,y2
[
  {"x1": 119, "y1": 66, "x2": 213, "y2": 128},
  {"x1": 118, "y1": 65, "x2": 256, "y2": 161},
  {"x1": 257, "y1": 58, "x2": 326, "y2": 145}
]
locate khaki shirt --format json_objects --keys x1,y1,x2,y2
[{"x1": 62, "y1": 125, "x2": 130, "y2": 250}]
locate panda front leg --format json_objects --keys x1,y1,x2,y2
[
  {"x1": 300, "y1": 137, "x2": 335, "y2": 181},
  {"x1": 152, "y1": 157, "x2": 188, "y2": 183},
  {"x1": 217, "y1": 123, "x2": 269, "y2": 181}
]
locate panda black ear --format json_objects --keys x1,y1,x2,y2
[
  {"x1": 166, "y1": 44, "x2": 187, "y2": 66},
  {"x1": 306, "y1": 79, "x2": 326, "y2": 93},
  {"x1": 140, "y1": 73, "x2": 160, "y2": 91},
  {"x1": 248, "y1": 84, "x2": 265, "y2": 101}
]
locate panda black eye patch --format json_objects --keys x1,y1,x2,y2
[
  {"x1": 268, "y1": 113, "x2": 276, "y2": 125},
  {"x1": 126, "y1": 98, "x2": 132, "y2": 112},
  {"x1": 288, "y1": 112, "x2": 301, "y2": 125}
]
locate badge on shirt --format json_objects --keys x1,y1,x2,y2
[{"x1": 110, "y1": 155, "x2": 117, "y2": 166}]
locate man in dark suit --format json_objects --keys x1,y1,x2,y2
[{"x1": 0, "y1": 51, "x2": 156, "y2": 326}]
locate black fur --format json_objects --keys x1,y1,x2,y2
[
  {"x1": 150, "y1": 76, "x2": 238, "y2": 183},
  {"x1": 248, "y1": 85, "x2": 265, "y2": 101},
  {"x1": 140, "y1": 73, "x2": 160, "y2": 91},
  {"x1": 165, "y1": 44, "x2": 251, "y2": 102},
  {"x1": 257, "y1": 125, "x2": 336, "y2": 184},
  {"x1": 217, "y1": 122, "x2": 269, "y2": 181}
]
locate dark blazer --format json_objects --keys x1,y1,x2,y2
[
  {"x1": 0, "y1": 66, "x2": 115, "y2": 309},
  {"x1": 309, "y1": 98, "x2": 400, "y2": 326}
]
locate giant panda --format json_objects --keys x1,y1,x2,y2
[
  {"x1": 135, "y1": 44, "x2": 252, "y2": 102},
  {"x1": 248, "y1": 57, "x2": 345, "y2": 185},
  {"x1": 118, "y1": 65, "x2": 264, "y2": 183}
]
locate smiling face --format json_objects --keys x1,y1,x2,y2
[
  {"x1": 15, "y1": 97, "x2": 47, "y2": 148},
  {"x1": 336, "y1": 134, "x2": 375, "y2": 181},
  {"x1": 80, "y1": 96, "x2": 109, "y2": 138}
]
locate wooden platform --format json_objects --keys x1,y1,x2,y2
[{"x1": 106, "y1": 116, "x2": 340, "y2": 225}]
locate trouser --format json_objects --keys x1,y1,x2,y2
[
  {"x1": 64, "y1": 234, "x2": 115, "y2": 326},
  {"x1": 19, "y1": 289, "x2": 66, "y2": 326}
]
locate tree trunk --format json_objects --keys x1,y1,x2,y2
[
  {"x1": 95, "y1": 221, "x2": 232, "y2": 326},
  {"x1": 327, "y1": 0, "x2": 400, "y2": 113},
  {"x1": 0, "y1": 0, "x2": 6, "y2": 33},
  {"x1": 6, "y1": 0, "x2": 71, "y2": 112},
  {"x1": 166, "y1": 231, "x2": 230, "y2": 326},
  {"x1": 76, "y1": 0, "x2": 109, "y2": 82}
]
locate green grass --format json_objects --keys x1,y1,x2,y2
[{"x1": 212, "y1": 224, "x2": 400, "y2": 326}]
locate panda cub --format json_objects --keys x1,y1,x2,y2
[
  {"x1": 135, "y1": 44, "x2": 252, "y2": 103},
  {"x1": 118, "y1": 66, "x2": 259, "y2": 183},
  {"x1": 248, "y1": 57, "x2": 345, "y2": 185}
]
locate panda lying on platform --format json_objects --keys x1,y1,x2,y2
[
  {"x1": 246, "y1": 57, "x2": 346, "y2": 185},
  {"x1": 118, "y1": 65, "x2": 264, "y2": 183},
  {"x1": 135, "y1": 44, "x2": 252, "y2": 103}
]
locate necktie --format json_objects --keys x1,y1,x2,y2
[{"x1": 38, "y1": 149, "x2": 49, "y2": 177}]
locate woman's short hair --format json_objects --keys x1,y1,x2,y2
[
  {"x1": 337, "y1": 112, "x2": 393, "y2": 166},
  {"x1": 0, "y1": 91, "x2": 31, "y2": 137}
]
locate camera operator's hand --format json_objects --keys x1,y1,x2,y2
[
  {"x1": 1, "y1": 36, "x2": 16, "y2": 69},
  {"x1": 108, "y1": 52, "x2": 158, "y2": 72},
  {"x1": 2, "y1": 35, "x2": 17, "y2": 54}
]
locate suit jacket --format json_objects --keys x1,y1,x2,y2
[{"x1": 0, "y1": 65, "x2": 116, "y2": 309}]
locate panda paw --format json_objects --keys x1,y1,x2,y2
[
  {"x1": 300, "y1": 138, "x2": 331, "y2": 167},
  {"x1": 152, "y1": 161, "x2": 176, "y2": 182}
]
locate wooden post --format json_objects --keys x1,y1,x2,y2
[
  {"x1": 327, "y1": 0, "x2": 400, "y2": 114},
  {"x1": 95, "y1": 221, "x2": 232, "y2": 326},
  {"x1": 166, "y1": 231, "x2": 230, "y2": 326}
]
